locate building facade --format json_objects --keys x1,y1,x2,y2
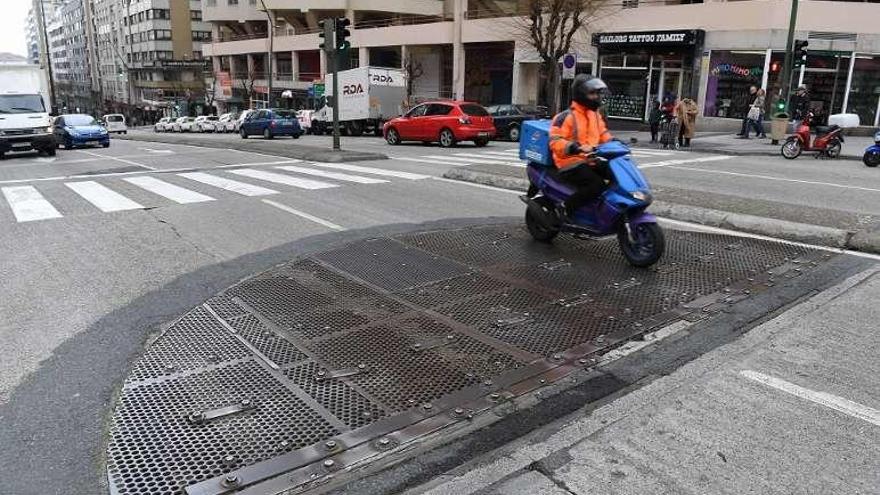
[
  {"x1": 46, "y1": 0, "x2": 100, "y2": 114},
  {"x1": 201, "y1": 0, "x2": 880, "y2": 128},
  {"x1": 89, "y1": 0, "x2": 212, "y2": 122}
]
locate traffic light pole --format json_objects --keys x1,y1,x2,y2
[
  {"x1": 331, "y1": 43, "x2": 341, "y2": 151},
  {"x1": 780, "y1": 0, "x2": 799, "y2": 110}
]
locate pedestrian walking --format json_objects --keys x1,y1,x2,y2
[
  {"x1": 736, "y1": 85, "x2": 758, "y2": 137},
  {"x1": 658, "y1": 94, "x2": 679, "y2": 149},
  {"x1": 676, "y1": 97, "x2": 698, "y2": 148},
  {"x1": 746, "y1": 88, "x2": 767, "y2": 138},
  {"x1": 648, "y1": 99, "x2": 661, "y2": 143}
]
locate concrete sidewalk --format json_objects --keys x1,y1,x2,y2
[
  {"x1": 409, "y1": 266, "x2": 880, "y2": 495},
  {"x1": 614, "y1": 129, "x2": 875, "y2": 159}
]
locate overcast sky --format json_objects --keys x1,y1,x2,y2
[{"x1": 2, "y1": 0, "x2": 32, "y2": 57}]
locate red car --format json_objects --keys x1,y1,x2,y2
[{"x1": 383, "y1": 100, "x2": 495, "y2": 148}]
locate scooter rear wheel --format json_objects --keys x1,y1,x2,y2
[
  {"x1": 618, "y1": 222, "x2": 665, "y2": 268},
  {"x1": 525, "y1": 199, "x2": 560, "y2": 243}
]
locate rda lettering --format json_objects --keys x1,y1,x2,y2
[
  {"x1": 342, "y1": 83, "x2": 364, "y2": 95},
  {"x1": 370, "y1": 74, "x2": 394, "y2": 84}
]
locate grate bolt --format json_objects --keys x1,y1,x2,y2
[
  {"x1": 240, "y1": 399, "x2": 251, "y2": 407},
  {"x1": 323, "y1": 459, "x2": 335, "y2": 469},
  {"x1": 378, "y1": 437, "x2": 391, "y2": 447},
  {"x1": 423, "y1": 403, "x2": 433, "y2": 411},
  {"x1": 325, "y1": 440, "x2": 337, "y2": 450},
  {"x1": 223, "y1": 474, "x2": 239, "y2": 486},
  {"x1": 490, "y1": 393, "x2": 501, "y2": 401},
  {"x1": 454, "y1": 408, "x2": 465, "y2": 415}
]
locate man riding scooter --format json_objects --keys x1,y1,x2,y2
[{"x1": 549, "y1": 75, "x2": 614, "y2": 220}]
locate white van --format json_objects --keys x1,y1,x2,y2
[{"x1": 102, "y1": 114, "x2": 127, "y2": 134}]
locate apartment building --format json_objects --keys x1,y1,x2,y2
[
  {"x1": 45, "y1": 0, "x2": 100, "y2": 114},
  {"x1": 202, "y1": 0, "x2": 880, "y2": 128},
  {"x1": 91, "y1": 0, "x2": 213, "y2": 122}
]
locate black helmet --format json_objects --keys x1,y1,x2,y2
[{"x1": 571, "y1": 75, "x2": 608, "y2": 110}]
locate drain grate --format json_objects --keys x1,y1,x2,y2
[{"x1": 108, "y1": 225, "x2": 829, "y2": 495}]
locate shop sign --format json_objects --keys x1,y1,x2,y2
[
  {"x1": 217, "y1": 71, "x2": 232, "y2": 98},
  {"x1": 711, "y1": 63, "x2": 763, "y2": 79},
  {"x1": 562, "y1": 53, "x2": 577, "y2": 80},
  {"x1": 593, "y1": 30, "x2": 702, "y2": 48}
]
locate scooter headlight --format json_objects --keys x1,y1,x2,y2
[
  {"x1": 631, "y1": 191, "x2": 651, "y2": 202},
  {"x1": 874, "y1": 131, "x2": 880, "y2": 144}
]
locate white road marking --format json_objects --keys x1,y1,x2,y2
[
  {"x1": 123, "y1": 176, "x2": 215, "y2": 203},
  {"x1": 479, "y1": 151, "x2": 522, "y2": 158},
  {"x1": 177, "y1": 172, "x2": 278, "y2": 196},
  {"x1": 664, "y1": 165, "x2": 880, "y2": 193},
  {"x1": 309, "y1": 162, "x2": 429, "y2": 180},
  {"x1": 424, "y1": 155, "x2": 525, "y2": 167},
  {"x1": 1, "y1": 185, "x2": 63, "y2": 222},
  {"x1": 65, "y1": 181, "x2": 144, "y2": 212},
  {"x1": 229, "y1": 169, "x2": 338, "y2": 190},
  {"x1": 740, "y1": 370, "x2": 880, "y2": 427},
  {"x1": 138, "y1": 147, "x2": 174, "y2": 154},
  {"x1": 453, "y1": 153, "x2": 525, "y2": 166},
  {"x1": 392, "y1": 156, "x2": 468, "y2": 167},
  {"x1": 275, "y1": 165, "x2": 388, "y2": 184},
  {"x1": 261, "y1": 199, "x2": 345, "y2": 231},
  {"x1": 630, "y1": 149, "x2": 674, "y2": 156},
  {"x1": 638, "y1": 155, "x2": 732, "y2": 168},
  {"x1": 430, "y1": 176, "x2": 522, "y2": 194},
  {"x1": 75, "y1": 149, "x2": 157, "y2": 170}
]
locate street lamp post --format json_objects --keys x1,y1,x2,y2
[
  {"x1": 37, "y1": 0, "x2": 57, "y2": 112},
  {"x1": 780, "y1": 0, "x2": 799, "y2": 109},
  {"x1": 259, "y1": 0, "x2": 273, "y2": 109}
]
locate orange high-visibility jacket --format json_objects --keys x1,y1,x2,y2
[{"x1": 549, "y1": 101, "x2": 612, "y2": 170}]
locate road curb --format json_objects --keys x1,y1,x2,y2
[
  {"x1": 115, "y1": 133, "x2": 388, "y2": 162},
  {"x1": 627, "y1": 143, "x2": 862, "y2": 160},
  {"x1": 442, "y1": 167, "x2": 878, "y2": 254}
]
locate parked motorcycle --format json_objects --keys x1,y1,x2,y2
[
  {"x1": 521, "y1": 140, "x2": 665, "y2": 267},
  {"x1": 863, "y1": 130, "x2": 880, "y2": 168},
  {"x1": 781, "y1": 112, "x2": 845, "y2": 159}
]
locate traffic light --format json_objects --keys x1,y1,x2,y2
[
  {"x1": 318, "y1": 19, "x2": 335, "y2": 54},
  {"x1": 793, "y1": 39, "x2": 808, "y2": 67},
  {"x1": 335, "y1": 17, "x2": 351, "y2": 51},
  {"x1": 770, "y1": 61, "x2": 781, "y2": 72}
]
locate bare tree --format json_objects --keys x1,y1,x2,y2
[
  {"x1": 402, "y1": 54, "x2": 425, "y2": 106},
  {"x1": 238, "y1": 69, "x2": 259, "y2": 109},
  {"x1": 519, "y1": 0, "x2": 606, "y2": 113}
]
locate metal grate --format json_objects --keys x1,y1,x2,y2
[
  {"x1": 127, "y1": 307, "x2": 251, "y2": 383},
  {"x1": 229, "y1": 314, "x2": 308, "y2": 367},
  {"x1": 108, "y1": 360, "x2": 338, "y2": 495},
  {"x1": 285, "y1": 361, "x2": 387, "y2": 429}
]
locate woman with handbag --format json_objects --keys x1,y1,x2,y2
[{"x1": 742, "y1": 88, "x2": 766, "y2": 139}]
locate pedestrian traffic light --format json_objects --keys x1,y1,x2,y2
[
  {"x1": 318, "y1": 19, "x2": 335, "y2": 54},
  {"x1": 793, "y1": 39, "x2": 808, "y2": 67},
  {"x1": 335, "y1": 17, "x2": 351, "y2": 51}
]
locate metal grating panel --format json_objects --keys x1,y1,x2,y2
[
  {"x1": 229, "y1": 315, "x2": 308, "y2": 367},
  {"x1": 285, "y1": 361, "x2": 387, "y2": 429},
  {"x1": 108, "y1": 360, "x2": 338, "y2": 495}
]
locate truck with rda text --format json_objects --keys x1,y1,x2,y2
[
  {"x1": 0, "y1": 62, "x2": 56, "y2": 158},
  {"x1": 310, "y1": 66, "x2": 406, "y2": 137}
]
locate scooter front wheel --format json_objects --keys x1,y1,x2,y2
[
  {"x1": 781, "y1": 139, "x2": 802, "y2": 159},
  {"x1": 618, "y1": 222, "x2": 665, "y2": 267},
  {"x1": 865, "y1": 150, "x2": 880, "y2": 168}
]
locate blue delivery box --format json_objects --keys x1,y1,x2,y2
[{"x1": 518, "y1": 119, "x2": 554, "y2": 167}]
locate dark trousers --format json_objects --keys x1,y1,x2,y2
[
  {"x1": 678, "y1": 126, "x2": 691, "y2": 147},
  {"x1": 560, "y1": 162, "x2": 611, "y2": 215},
  {"x1": 650, "y1": 122, "x2": 660, "y2": 142}
]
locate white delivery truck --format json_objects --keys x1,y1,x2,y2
[
  {"x1": 311, "y1": 66, "x2": 406, "y2": 137},
  {"x1": 0, "y1": 62, "x2": 56, "y2": 158}
]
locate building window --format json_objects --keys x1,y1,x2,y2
[
  {"x1": 191, "y1": 10, "x2": 202, "y2": 20},
  {"x1": 228, "y1": 0, "x2": 238, "y2": 5},
  {"x1": 193, "y1": 31, "x2": 212, "y2": 41},
  {"x1": 704, "y1": 50, "x2": 766, "y2": 119}
]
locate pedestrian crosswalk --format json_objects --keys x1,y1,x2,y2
[
  {"x1": 0, "y1": 162, "x2": 426, "y2": 224},
  {"x1": 394, "y1": 147, "x2": 701, "y2": 169}
]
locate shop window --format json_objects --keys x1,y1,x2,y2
[
  {"x1": 704, "y1": 50, "x2": 765, "y2": 119},
  {"x1": 800, "y1": 53, "x2": 851, "y2": 123},
  {"x1": 602, "y1": 68, "x2": 647, "y2": 119},
  {"x1": 846, "y1": 55, "x2": 880, "y2": 126}
]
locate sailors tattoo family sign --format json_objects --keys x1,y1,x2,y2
[{"x1": 593, "y1": 30, "x2": 702, "y2": 49}]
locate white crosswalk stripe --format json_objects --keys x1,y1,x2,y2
[
  {"x1": 453, "y1": 153, "x2": 524, "y2": 165},
  {"x1": 228, "y1": 169, "x2": 338, "y2": 190},
  {"x1": 123, "y1": 176, "x2": 215, "y2": 204},
  {"x1": 2, "y1": 185, "x2": 62, "y2": 222},
  {"x1": 178, "y1": 172, "x2": 279, "y2": 196},
  {"x1": 275, "y1": 165, "x2": 388, "y2": 184},
  {"x1": 65, "y1": 181, "x2": 144, "y2": 212},
  {"x1": 423, "y1": 155, "x2": 524, "y2": 167},
  {"x1": 309, "y1": 162, "x2": 429, "y2": 180}
]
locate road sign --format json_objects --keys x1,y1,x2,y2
[
  {"x1": 314, "y1": 83, "x2": 325, "y2": 97},
  {"x1": 562, "y1": 53, "x2": 577, "y2": 80}
]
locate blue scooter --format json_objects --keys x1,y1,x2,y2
[
  {"x1": 521, "y1": 140, "x2": 665, "y2": 267},
  {"x1": 863, "y1": 130, "x2": 880, "y2": 167}
]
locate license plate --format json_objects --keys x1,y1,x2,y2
[
  {"x1": 478, "y1": 132, "x2": 489, "y2": 137},
  {"x1": 88, "y1": 140, "x2": 100, "y2": 144},
  {"x1": 11, "y1": 142, "x2": 30, "y2": 148}
]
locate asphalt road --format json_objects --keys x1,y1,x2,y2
[{"x1": 0, "y1": 133, "x2": 877, "y2": 494}]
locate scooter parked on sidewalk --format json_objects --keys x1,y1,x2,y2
[
  {"x1": 521, "y1": 140, "x2": 665, "y2": 267},
  {"x1": 863, "y1": 130, "x2": 880, "y2": 167},
  {"x1": 781, "y1": 112, "x2": 845, "y2": 159}
]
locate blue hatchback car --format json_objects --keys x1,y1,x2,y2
[
  {"x1": 53, "y1": 114, "x2": 110, "y2": 149},
  {"x1": 239, "y1": 109, "x2": 303, "y2": 139}
]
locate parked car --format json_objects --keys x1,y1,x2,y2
[
  {"x1": 194, "y1": 115, "x2": 219, "y2": 132},
  {"x1": 102, "y1": 113, "x2": 127, "y2": 134},
  {"x1": 383, "y1": 101, "x2": 495, "y2": 148},
  {"x1": 234, "y1": 109, "x2": 256, "y2": 132},
  {"x1": 172, "y1": 116, "x2": 195, "y2": 132},
  {"x1": 154, "y1": 117, "x2": 173, "y2": 132},
  {"x1": 217, "y1": 112, "x2": 238, "y2": 133},
  {"x1": 239, "y1": 109, "x2": 303, "y2": 139},
  {"x1": 53, "y1": 113, "x2": 110, "y2": 149},
  {"x1": 485, "y1": 104, "x2": 548, "y2": 142}
]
